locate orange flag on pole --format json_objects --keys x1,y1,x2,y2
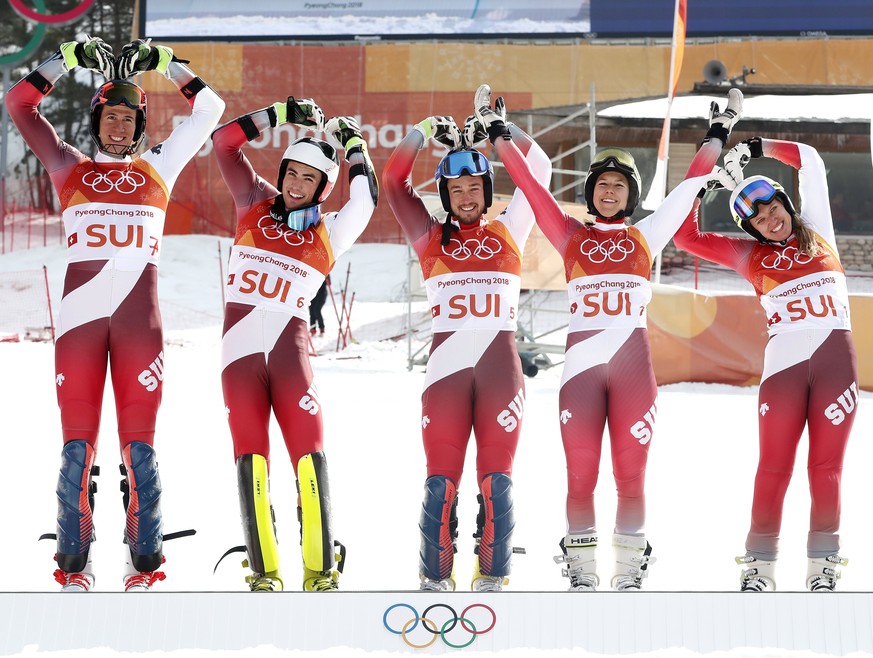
[{"x1": 642, "y1": 0, "x2": 688, "y2": 211}]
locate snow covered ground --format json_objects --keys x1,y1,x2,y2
[{"x1": 1, "y1": 237, "x2": 872, "y2": 657}]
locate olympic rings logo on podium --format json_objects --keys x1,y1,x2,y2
[{"x1": 383, "y1": 602, "x2": 497, "y2": 649}]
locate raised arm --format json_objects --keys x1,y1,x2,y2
[
  {"x1": 383, "y1": 118, "x2": 446, "y2": 252},
  {"x1": 118, "y1": 40, "x2": 225, "y2": 180},
  {"x1": 640, "y1": 88, "x2": 743, "y2": 254},
  {"x1": 475, "y1": 85, "x2": 573, "y2": 253},
  {"x1": 672, "y1": 198, "x2": 754, "y2": 272},
  {"x1": 323, "y1": 116, "x2": 378, "y2": 254},
  {"x1": 686, "y1": 88, "x2": 743, "y2": 178},
  {"x1": 5, "y1": 36, "x2": 114, "y2": 174},
  {"x1": 498, "y1": 123, "x2": 553, "y2": 246},
  {"x1": 210, "y1": 105, "x2": 278, "y2": 210}
]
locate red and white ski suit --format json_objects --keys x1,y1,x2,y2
[
  {"x1": 212, "y1": 116, "x2": 374, "y2": 469},
  {"x1": 674, "y1": 139, "x2": 857, "y2": 560},
  {"x1": 494, "y1": 136, "x2": 723, "y2": 536},
  {"x1": 5, "y1": 56, "x2": 224, "y2": 451},
  {"x1": 383, "y1": 128, "x2": 550, "y2": 488}
]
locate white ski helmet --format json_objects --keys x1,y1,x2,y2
[
  {"x1": 730, "y1": 175, "x2": 797, "y2": 242},
  {"x1": 277, "y1": 137, "x2": 340, "y2": 204}
]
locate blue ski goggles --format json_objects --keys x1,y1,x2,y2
[
  {"x1": 732, "y1": 178, "x2": 780, "y2": 222},
  {"x1": 436, "y1": 150, "x2": 491, "y2": 180},
  {"x1": 286, "y1": 205, "x2": 321, "y2": 232}
]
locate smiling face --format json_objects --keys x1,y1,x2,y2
[
  {"x1": 446, "y1": 175, "x2": 486, "y2": 225},
  {"x1": 748, "y1": 197, "x2": 793, "y2": 242},
  {"x1": 97, "y1": 105, "x2": 138, "y2": 156},
  {"x1": 592, "y1": 171, "x2": 630, "y2": 219},
  {"x1": 282, "y1": 160, "x2": 322, "y2": 211}
]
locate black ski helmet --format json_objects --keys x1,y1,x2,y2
[
  {"x1": 434, "y1": 149, "x2": 494, "y2": 214},
  {"x1": 276, "y1": 137, "x2": 340, "y2": 204},
  {"x1": 89, "y1": 80, "x2": 147, "y2": 157},
  {"x1": 584, "y1": 148, "x2": 642, "y2": 219},
  {"x1": 730, "y1": 175, "x2": 797, "y2": 243}
]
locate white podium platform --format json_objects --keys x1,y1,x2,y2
[{"x1": 1, "y1": 591, "x2": 871, "y2": 655}]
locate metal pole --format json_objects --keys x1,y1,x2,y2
[
  {"x1": 43, "y1": 264, "x2": 55, "y2": 344},
  {"x1": 217, "y1": 239, "x2": 225, "y2": 307},
  {"x1": 406, "y1": 241, "x2": 414, "y2": 371},
  {"x1": 1, "y1": 65, "x2": 11, "y2": 255}
]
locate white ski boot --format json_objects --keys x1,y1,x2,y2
[
  {"x1": 419, "y1": 574, "x2": 456, "y2": 592},
  {"x1": 554, "y1": 533, "x2": 599, "y2": 591},
  {"x1": 55, "y1": 555, "x2": 95, "y2": 592},
  {"x1": 471, "y1": 575, "x2": 507, "y2": 592},
  {"x1": 736, "y1": 555, "x2": 776, "y2": 592},
  {"x1": 470, "y1": 557, "x2": 508, "y2": 592},
  {"x1": 123, "y1": 550, "x2": 166, "y2": 592},
  {"x1": 806, "y1": 554, "x2": 847, "y2": 592},
  {"x1": 611, "y1": 534, "x2": 654, "y2": 591}
]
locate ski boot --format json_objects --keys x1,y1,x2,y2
[
  {"x1": 298, "y1": 452, "x2": 345, "y2": 592},
  {"x1": 418, "y1": 475, "x2": 459, "y2": 589},
  {"x1": 301, "y1": 540, "x2": 345, "y2": 592},
  {"x1": 236, "y1": 453, "x2": 283, "y2": 592},
  {"x1": 54, "y1": 553, "x2": 95, "y2": 592},
  {"x1": 246, "y1": 569, "x2": 284, "y2": 592},
  {"x1": 555, "y1": 533, "x2": 599, "y2": 591},
  {"x1": 419, "y1": 573, "x2": 456, "y2": 591},
  {"x1": 123, "y1": 548, "x2": 166, "y2": 592},
  {"x1": 55, "y1": 440, "x2": 98, "y2": 574},
  {"x1": 611, "y1": 533, "x2": 654, "y2": 591},
  {"x1": 303, "y1": 566, "x2": 339, "y2": 592},
  {"x1": 806, "y1": 554, "x2": 847, "y2": 592},
  {"x1": 471, "y1": 556, "x2": 508, "y2": 592},
  {"x1": 736, "y1": 555, "x2": 776, "y2": 592},
  {"x1": 470, "y1": 473, "x2": 516, "y2": 592},
  {"x1": 120, "y1": 442, "x2": 163, "y2": 572}
]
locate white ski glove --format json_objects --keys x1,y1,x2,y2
[
  {"x1": 474, "y1": 84, "x2": 510, "y2": 143},
  {"x1": 702, "y1": 87, "x2": 743, "y2": 144},
  {"x1": 413, "y1": 116, "x2": 461, "y2": 149},
  {"x1": 723, "y1": 143, "x2": 752, "y2": 183},
  {"x1": 463, "y1": 114, "x2": 488, "y2": 148}
]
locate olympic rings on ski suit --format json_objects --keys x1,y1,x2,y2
[{"x1": 382, "y1": 603, "x2": 496, "y2": 648}]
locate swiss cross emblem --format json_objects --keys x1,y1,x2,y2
[{"x1": 68, "y1": 233, "x2": 78, "y2": 247}]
